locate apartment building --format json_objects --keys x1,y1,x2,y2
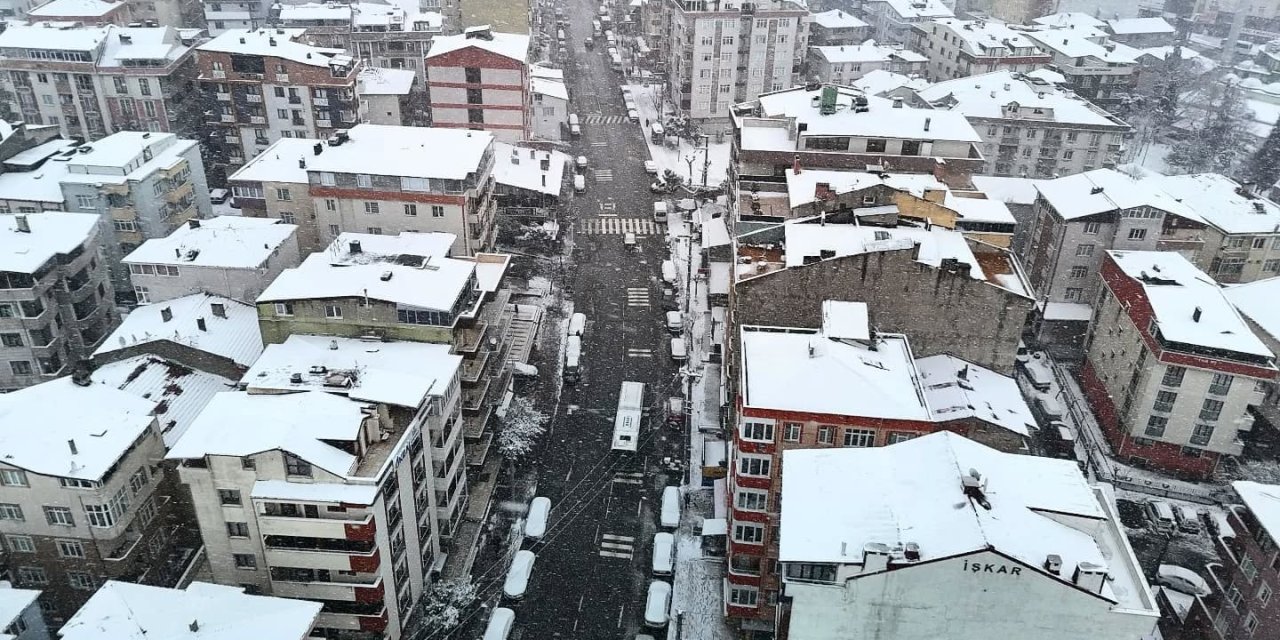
[
  {"x1": 778, "y1": 433, "x2": 1159, "y2": 640},
  {"x1": 860, "y1": 0, "x2": 952, "y2": 45},
  {"x1": 1186, "y1": 481, "x2": 1280, "y2": 640},
  {"x1": 730, "y1": 84, "x2": 985, "y2": 186},
  {"x1": 1025, "y1": 28, "x2": 1140, "y2": 106},
  {"x1": 358, "y1": 67, "x2": 423, "y2": 127},
  {"x1": 274, "y1": 3, "x2": 353, "y2": 49},
  {"x1": 664, "y1": 0, "x2": 809, "y2": 127},
  {"x1": 425, "y1": 27, "x2": 530, "y2": 142},
  {"x1": 0, "y1": 376, "x2": 196, "y2": 625},
  {"x1": 1145, "y1": 174, "x2": 1280, "y2": 284},
  {"x1": 1023, "y1": 169, "x2": 1206, "y2": 355},
  {"x1": 918, "y1": 71, "x2": 1133, "y2": 178},
  {"x1": 529, "y1": 64, "x2": 568, "y2": 142},
  {"x1": 911, "y1": 19, "x2": 1050, "y2": 81},
  {"x1": 350, "y1": 1, "x2": 443, "y2": 84},
  {"x1": 124, "y1": 217, "x2": 301, "y2": 304},
  {"x1": 0, "y1": 213, "x2": 115, "y2": 392},
  {"x1": 196, "y1": 28, "x2": 362, "y2": 175},
  {"x1": 1105, "y1": 17, "x2": 1176, "y2": 48},
  {"x1": 59, "y1": 581, "x2": 321, "y2": 640},
  {"x1": 201, "y1": 0, "x2": 269, "y2": 34},
  {"x1": 0, "y1": 24, "x2": 202, "y2": 141},
  {"x1": 808, "y1": 9, "x2": 868, "y2": 46},
  {"x1": 225, "y1": 137, "x2": 321, "y2": 249},
  {"x1": 0, "y1": 584, "x2": 46, "y2": 640},
  {"x1": 167, "y1": 336, "x2": 464, "y2": 639},
  {"x1": 27, "y1": 0, "x2": 133, "y2": 25},
  {"x1": 1083, "y1": 251, "x2": 1276, "y2": 479},
  {"x1": 807, "y1": 41, "x2": 926, "y2": 84},
  {"x1": 725, "y1": 306, "x2": 1035, "y2": 629}
]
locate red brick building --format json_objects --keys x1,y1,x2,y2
[{"x1": 425, "y1": 27, "x2": 530, "y2": 143}]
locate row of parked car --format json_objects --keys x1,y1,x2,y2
[{"x1": 1144, "y1": 498, "x2": 1231, "y2": 538}]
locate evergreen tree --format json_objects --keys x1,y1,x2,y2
[
  {"x1": 1248, "y1": 114, "x2": 1280, "y2": 188},
  {"x1": 1166, "y1": 80, "x2": 1254, "y2": 175}
]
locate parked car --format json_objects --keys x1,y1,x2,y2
[
  {"x1": 483, "y1": 608, "x2": 515, "y2": 640},
  {"x1": 525, "y1": 497, "x2": 550, "y2": 540},
  {"x1": 644, "y1": 581, "x2": 672, "y2": 627},
  {"x1": 209, "y1": 188, "x2": 229, "y2": 204},
  {"x1": 1145, "y1": 500, "x2": 1177, "y2": 534},
  {"x1": 1157, "y1": 564, "x2": 1211, "y2": 596},
  {"x1": 576, "y1": 155, "x2": 588, "y2": 171},
  {"x1": 628, "y1": 109, "x2": 640, "y2": 122},
  {"x1": 660, "y1": 486, "x2": 680, "y2": 528},
  {"x1": 665, "y1": 310, "x2": 682, "y2": 333},
  {"x1": 644, "y1": 160, "x2": 658, "y2": 174},
  {"x1": 1174, "y1": 504, "x2": 1201, "y2": 534},
  {"x1": 652, "y1": 532, "x2": 674, "y2": 576},
  {"x1": 503, "y1": 550, "x2": 536, "y2": 600}
]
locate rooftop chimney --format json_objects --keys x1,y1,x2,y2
[
  {"x1": 298, "y1": 158, "x2": 306, "y2": 169},
  {"x1": 1193, "y1": 306, "x2": 1202, "y2": 322},
  {"x1": 892, "y1": 96, "x2": 903, "y2": 108},
  {"x1": 189, "y1": 218, "x2": 201, "y2": 229},
  {"x1": 349, "y1": 240, "x2": 362, "y2": 254},
  {"x1": 160, "y1": 307, "x2": 173, "y2": 323},
  {"x1": 1044, "y1": 554, "x2": 1063, "y2": 574},
  {"x1": 211, "y1": 302, "x2": 226, "y2": 318},
  {"x1": 792, "y1": 155, "x2": 802, "y2": 175},
  {"x1": 924, "y1": 117, "x2": 931, "y2": 131},
  {"x1": 196, "y1": 317, "x2": 207, "y2": 332},
  {"x1": 1072, "y1": 562, "x2": 1107, "y2": 593},
  {"x1": 313, "y1": 142, "x2": 324, "y2": 155},
  {"x1": 862, "y1": 543, "x2": 891, "y2": 573},
  {"x1": 68, "y1": 439, "x2": 78, "y2": 455},
  {"x1": 1090, "y1": 186, "x2": 1104, "y2": 195},
  {"x1": 14, "y1": 214, "x2": 29, "y2": 233},
  {"x1": 189, "y1": 621, "x2": 199, "y2": 633}
]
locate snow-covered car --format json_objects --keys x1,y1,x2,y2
[
  {"x1": 1157, "y1": 564, "x2": 1210, "y2": 596},
  {"x1": 525, "y1": 497, "x2": 550, "y2": 540},
  {"x1": 652, "y1": 532, "x2": 674, "y2": 576},
  {"x1": 644, "y1": 160, "x2": 658, "y2": 174},
  {"x1": 209, "y1": 188, "x2": 230, "y2": 204},
  {"x1": 483, "y1": 608, "x2": 515, "y2": 640},
  {"x1": 628, "y1": 109, "x2": 640, "y2": 122},
  {"x1": 644, "y1": 581, "x2": 672, "y2": 627},
  {"x1": 660, "y1": 486, "x2": 680, "y2": 528},
  {"x1": 503, "y1": 550, "x2": 536, "y2": 600},
  {"x1": 576, "y1": 155, "x2": 588, "y2": 170}
]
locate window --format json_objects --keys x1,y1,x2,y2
[
  {"x1": 129, "y1": 467, "x2": 148, "y2": 494},
  {"x1": 1162, "y1": 367, "x2": 1185, "y2": 387},
  {"x1": 324, "y1": 199, "x2": 337, "y2": 212},
  {"x1": 285, "y1": 453, "x2": 313, "y2": 477},
  {"x1": 468, "y1": 108, "x2": 484, "y2": 123},
  {"x1": 218, "y1": 489, "x2": 242, "y2": 505},
  {"x1": 1244, "y1": 613, "x2": 1260, "y2": 635},
  {"x1": 740, "y1": 421, "x2": 774, "y2": 442},
  {"x1": 324, "y1": 304, "x2": 342, "y2": 319},
  {"x1": 1064, "y1": 287, "x2": 1084, "y2": 301},
  {"x1": 320, "y1": 172, "x2": 335, "y2": 186},
  {"x1": 843, "y1": 428, "x2": 875, "y2": 447},
  {"x1": 1253, "y1": 237, "x2": 1267, "y2": 250},
  {"x1": 59, "y1": 478, "x2": 96, "y2": 489},
  {"x1": 1075, "y1": 244, "x2": 1095, "y2": 256},
  {"x1": 735, "y1": 489, "x2": 768, "y2": 511},
  {"x1": 5, "y1": 534, "x2": 34, "y2": 553},
  {"x1": 1259, "y1": 582, "x2": 1272, "y2": 604},
  {"x1": 0, "y1": 503, "x2": 24, "y2": 521},
  {"x1": 1153, "y1": 390, "x2": 1177, "y2": 412},
  {"x1": 1069, "y1": 266, "x2": 1088, "y2": 278},
  {"x1": 356, "y1": 174, "x2": 372, "y2": 188},
  {"x1": 1265, "y1": 259, "x2": 1280, "y2": 273},
  {"x1": 242, "y1": 457, "x2": 256, "y2": 470},
  {"x1": 733, "y1": 522, "x2": 765, "y2": 544},
  {"x1": 56, "y1": 539, "x2": 85, "y2": 558},
  {"x1": 738, "y1": 455, "x2": 771, "y2": 477},
  {"x1": 0, "y1": 469, "x2": 27, "y2": 487},
  {"x1": 817, "y1": 426, "x2": 834, "y2": 445},
  {"x1": 17, "y1": 567, "x2": 46, "y2": 586},
  {"x1": 10, "y1": 361, "x2": 32, "y2": 375},
  {"x1": 67, "y1": 571, "x2": 94, "y2": 590},
  {"x1": 1209, "y1": 373, "x2": 1234, "y2": 396},
  {"x1": 1200, "y1": 399, "x2": 1224, "y2": 422},
  {"x1": 431, "y1": 205, "x2": 445, "y2": 217},
  {"x1": 865, "y1": 139, "x2": 887, "y2": 152},
  {"x1": 404, "y1": 203, "x2": 418, "y2": 216},
  {"x1": 227, "y1": 521, "x2": 250, "y2": 537},
  {"x1": 1228, "y1": 585, "x2": 1244, "y2": 609},
  {"x1": 233, "y1": 553, "x2": 258, "y2": 569},
  {"x1": 1242, "y1": 555, "x2": 1258, "y2": 582},
  {"x1": 279, "y1": 212, "x2": 295, "y2": 224},
  {"x1": 367, "y1": 227, "x2": 382, "y2": 235},
  {"x1": 274, "y1": 302, "x2": 294, "y2": 316},
  {"x1": 1144, "y1": 416, "x2": 1167, "y2": 437},
  {"x1": 1127, "y1": 228, "x2": 1147, "y2": 241},
  {"x1": 1190, "y1": 423, "x2": 1215, "y2": 446},
  {"x1": 729, "y1": 586, "x2": 759, "y2": 606},
  {"x1": 136, "y1": 497, "x2": 157, "y2": 525},
  {"x1": 275, "y1": 188, "x2": 291, "y2": 201},
  {"x1": 43, "y1": 506, "x2": 72, "y2": 526},
  {"x1": 464, "y1": 67, "x2": 482, "y2": 83},
  {"x1": 1083, "y1": 222, "x2": 1101, "y2": 234},
  {"x1": 364, "y1": 201, "x2": 380, "y2": 214},
  {"x1": 783, "y1": 423, "x2": 801, "y2": 442}
]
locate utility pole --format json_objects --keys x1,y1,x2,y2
[{"x1": 700, "y1": 134, "x2": 711, "y2": 187}]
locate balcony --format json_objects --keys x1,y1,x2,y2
[
  {"x1": 246, "y1": 94, "x2": 262, "y2": 103},
  {"x1": 224, "y1": 134, "x2": 239, "y2": 143},
  {"x1": 288, "y1": 95, "x2": 302, "y2": 104},
  {"x1": 263, "y1": 545, "x2": 380, "y2": 573},
  {"x1": 316, "y1": 118, "x2": 333, "y2": 128},
  {"x1": 276, "y1": 73, "x2": 291, "y2": 83},
  {"x1": 249, "y1": 115, "x2": 267, "y2": 124},
  {"x1": 315, "y1": 97, "x2": 329, "y2": 106},
  {"x1": 460, "y1": 350, "x2": 490, "y2": 384},
  {"x1": 165, "y1": 182, "x2": 193, "y2": 204},
  {"x1": 220, "y1": 114, "x2": 235, "y2": 123},
  {"x1": 453, "y1": 322, "x2": 487, "y2": 354},
  {"x1": 216, "y1": 92, "x2": 231, "y2": 101},
  {"x1": 729, "y1": 554, "x2": 763, "y2": 577},
  {"x1": 271, "y1": 576, "x2": 383, "y2": 602},
  {"x1": 211, "y1": 70, "x2": 227, "y2": 79},
  {"x1": 257, "y1": 512, "x2": 373, "y2": 539},
  {"x1": 291, "y1": 117, "x2": 306, "y2": 126}
]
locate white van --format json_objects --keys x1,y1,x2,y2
[
  {"x1": 525, "y1": 497, "x2": 550, "y2": 540},
  {"x1": 568, "y1": 312, "x2": 586, "y2": 337},
  {"x1": 644, "y1": 581, "x2": 672, "y2": 627},
  {"x1": 661, "y1": 260, "x2": 677, "y2": 285},
  {"x1": 564, "y1": 335, "x2": 581, "y2": 383},
  {"x1": 483, "y1": 608, "x2": 515, "y2": 640},
  {"x1": 652, "y1": 532, "x2": 674, "y2": 576},
  {"x1": 574, "y1": 174, "x2": 586, "y2": 193},
  {"x1": 660, "y1": 486, "x2": 680, "y2": 528},
  {"x1": 653, "y1": 201, "x2": 668, "y2": 222},
  {"x1": 669, "y1": 337, "x2": 687, "y2": 361},
  {"x1": 610, "y1": 52, "x2": 623, "y2": 71},
  {"x1": 665, "y1": 310, "x2": 682, "y2": 333},
  {"x1": 503, "y1": 550, "x2": 535, "y2": 600},
  {"x1": 1146, "y1": 500, "x2": 1177, "y2": 534},
  {"x1": 569, "y1": 113, "x2": 581, "y2": 137}
]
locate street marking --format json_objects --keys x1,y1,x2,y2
[
  {"x1": 627, "y1": 348, "x2": 653, "y2": 358},
  {"x1": 594, "y1": 169, "x2": 614, "y2": 183},
  {"x1": 590, "y1": 141, "x2": 610, "y2": 147},
  {"x1": 613, "y1": 471, "x2": 645, "y2": 485},
  {"x1": 626, "y1": 287, "x2": 650, "y2": 308},
  {"x1": 578, "y1": 218, "x2": 658, "y2": 235},
  {"x1": 584, "y1": 115, "x2": 629, "y2": 124},
  {"x1": 598, "y1": 533, "x2": 636, "y2": 560},
  {"x1": 601, "y1": 201, "x2": 616, "y2": 211}
]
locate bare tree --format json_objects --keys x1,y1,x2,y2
[
  {"x1": 415, "y1": 579, "x2": 477, "y2": 635},
  {"x1": 497, "y1": 395, "x2": 548, "y2": 461}
]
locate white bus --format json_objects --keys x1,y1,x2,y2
[{"x1": 612, "y1": 381, "x2": 645, "y2": 452}]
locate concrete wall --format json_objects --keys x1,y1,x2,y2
[
  {"x1": 313, "y1": 196, "x2": 469, "y2": 253},
  {"x1": 256, "y1": 298, "x2": 454, "y2": 346}
]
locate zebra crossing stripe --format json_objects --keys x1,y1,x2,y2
[
  {"x1": 627, "y1": 349, "x2": 653, "y2": 358},
  {"x1": 599, "y1": 550, "x2": 632, "y2": 559},
  {"x1": 577, "y1": 218, "x2": 658, "y2": 235},
  {"x1": 612, "y1": 473, "x2": 644, "y2": 485},
  {"x1": 598, "y1": 532, "x2": 636, "y2": 559},
  {"x1": 602, "y1": 534, "x2": 635, "y2": 542}
]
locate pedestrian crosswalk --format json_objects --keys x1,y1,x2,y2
[
  {"x1": 594, "y1": 169, "x2": 614, "y2": 183},
  {"x1": 598, "y1": 533, "x2": 636, "y2": 560},
  {"x1": 625, "y1": 287, "x2": 650, "y2": 308},
  {"x1": 627, "y1": 348, "x2": 653, "y2": 358},
  {"x1": 583, "y1": 114, "x2": 630, "y2": 124},
  {"x1": 613, "y1": 471, "x2": 645, "y2": 485},
  {"x1": 578, "y1": 218, "x2": 657, "y2": 235}
]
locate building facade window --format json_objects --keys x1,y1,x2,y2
[
  {"x1": 0, "y1": 469, "x2": 27, "y2": 487},
  {"x1": 843, "y1": 428, "x2": 875, "y2": 447},
  {"x1": 738, "y1": 455, "x2": 771, "y2": 477},
  {"x1": 740, "y1": 421, "x2": 774, "y2": 442},
  {"x1": 1161, "y1": 366, "x2": 1185, "y2": 387},
  {"x1": 1144, "y1": 416, "x2": 1167, "y2": 437},
  {"x1": 5, "y1": 534, "x2": 35, "y2": 553},
  {"x1": 233, "y1": 553, "x2": 257, "y2": 569},
  {"x1": 783, "y1": 423, "x2": 802, "y2": 441},
  {"x1": 43, "y1": 506, "x2": 72, "y2": 526},
  {"x1": 1209, "y1": 373, "x2": 1233, "y2": 396},
  {"x1": 218, "y1": 489, "x2": 242, "y2": 505},
  {"x1": 733, "y1": 522, "x2": 764, "y2": 544}
]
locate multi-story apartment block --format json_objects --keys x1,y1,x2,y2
[
  {"x1": 730, "y1": 84, "x2": 985, "y2": 187},
  {"x1": 1186, "y1": 481, "x2": 1280, "y2": 640},
  {"x1": 807, "y1": 41, "x2": 926, "y2": 84},
  {"x1": 274, "y1": 2, "x2": 353, "y2": 50},
  {"x1": 350, "y1": 1, "x2": 443, "y2": 84},
  {"x1": 1105, "y1": 17, "x2": 1176, "y2": 48},
  {"x1": 60, "y1": 581, "x2": 321, "y2": 640},
  {"x1": 224, "y1": 137, "x2": 321, "y2": 249},
  {"x1": 1083, "y1": 251, "x2": 1276, "y2": 479},
  {"x1": 167, "y1": 335, "x2": 464, "y2": 639},
  {"x1": 0, "y1": 376, "x2": 197, "y2": 625},
  {"x1": 0, "y1": 24, "x2": 202, "y2": 141},
  {"x1": 196, "y1": 28, "x2": 362, "y2": 176},
  {"x1": 664, "y1": 0, "x2": 809, "y2": 127},
  {"x1": 358, "y1": 67, "x2": 423, "y2": 127},
  {"x1": 529, "y1": 64, "x2": 568, "y2": 142},
  {"x1": 1145, "y1": 174, "x2": 1280, "y2": 284},
  {"x1": 123, "y1": 217, "x2": 301, "y2": 304},
  {"x1": 778, "y1": 433, "x2": 1159, "y2": 640},
  {"x1": 0, "y1": 583, "x2": 47, "y2": 640},
  {"x1": 0, "y1": 213, "x2": 115, "y2": 392},
  {"x1": 425, "y1": 27, "x2": 529, "y2": 142},
  {"x1": 808, "y1": 9, "x2": 869, "y2": 46},
  {"x1": 27, "y1": 0, "x2": 133, "y2": 26},
  {"x1": 1023, "y1": 169, "x2": 1206, "y2": 355},
  {"x1": 911, "y1": 19, "x2": 1050, "y2": 81},
  {"x1": 1025, "y1": 27, "x2": 1140, "y2": 106},
  {"x1": 201, "y1": 0, "x2": 269, "y2": 35},
  {"x1": 918, "y1": 71, "x2": 1133, "y2": 178},
  {"x1": 860, "y1": 0, "x2": 952, "y2": 45}
]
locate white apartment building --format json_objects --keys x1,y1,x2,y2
[
  {"x1": 350, "y1": 1, "x2": 443, "y2": 84},
  {"x1": 665, "y1": 0, "x2": 809, "y2": 126},
  {"x1": 358, "y1": 67, "x2": 420, "y2": 126},
  {"x1": 807, "y1": 41, "x2": 926, "y2": 84},
  {"x1": 530, "y1": 64, "x2": 568, "y2": 142},
  {"x1": 0, "y1": 583, "x2": 47, "y2": 640},
  {"x1": 224, "y1": 137, "x2": 322, "y2": 250},
  {"x1": 167, "y1": 335, "x2": 463, "y2": 640},
  {"x1": 123, "y1": 217, "x2": 301, "y2": 304},
  {"x1": 911, "y1": 19, "x2": 1050, "y2": 80},
  {"x1": 860, "y1": 0, "x2": 953, "y2": 45},
  {"x1": 425, "y1": 27, "x2": 530, "y2": 142},
  {"x1": 917, "y1": 71, "x2": 1133, "y2": 177},
  {"x1": 202, "y1": 0, "x2": 270, "y2": 34},
  {"x1": 1025, "y1": 26, "x2": 1140, "y2": 106},
  {"x1": 779, "y1": 432, "x2": 1160, "y2": 640},
  {"x1": 1144, "y1": 173, "x2": 1280, "y2": 284},
  {"x1": 809, "y1": 9, "x2": 869, "y2": 46}
]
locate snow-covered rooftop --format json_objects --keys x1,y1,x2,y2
[
  {"x1": 95, "y1": 293, "x2": 264, "y2": 368},
  {"x1": 916, "y1": 354, "x2": 1033, "y2": 436},
  {"x1": 166, "y1": 390, "x2": 367, "y2": 475},
  {"x1": 1233, "y1": 481, "x2": 1280, "y2": 541},
  {"x1": 779, "y1": 432, "x2": 1149, "y2": 609},
  {"x1": 1107, "y1": 17, "x2": 1174, "y2": 35},
  {"x1": 1224, "y1": 277, "x2": 1280, "y2": 342},
  {"x1": 0, "y1": 377, "x2": 156, "y2": 481},
  {"x1": 781, "y1": 221, "x2": 985, "y2": 280},
  {"x1": 812, "y1": 9, "x2": 868, "y2": 29},
  {"x1": 811, "y1": 41, "x2": 926, "y2": 64},
  {"x1": 351, "y1": 0, "x2": 442, "y2": 28},
  {"x1": 241, "y1": 335, "x2": 460, "y2": 409},
  {"x1": 198, "y1": 28, "x2": 349, "y2": 68},
  {"x1": 785, "y1": 168, "x2": 945, "y2": 209},
  {"x1": 0, "y1": 211, "x2": 99, "y2": 274},
  {"x1": 752, "y1": 85, "x2": 981, "y2": 144},
  {"x1": 1034, "y1": 168, "x2": 1198, "y2": 221},
  {"x1": 531, "y1": 75, "x2": 568, "y2": 101},
  {"x1": 925, "y1": 18, "x2": 1042, "y2": 54},
  {"x1": 739, "y1": 324, "x2": 930, "y2": 421},
  {"x1": 1032, "y1": 11, "x2": 1106, "y2": 31},
  {"x1": 277, "y1": 2, "x2": 351, "y2": 22},
  {"x1": 28, "y1": 0, "x2": 121, "y2": 18},
  {"x1": 227, "y1": 137, "x2": 319, "y2": 184},
  {"x1": 251, "y1": 479, "x2": 378, "y2": 505},
  {"x1": 5, "y1": 138, "x2": 76, "y2": 168},
  {"x1": 0, "y1": 584, "x2": 39, "y2": 639},
  {"x1": 426, "y1": 29, "x2": 529, "y2": 61},
  {"x1": 492, "y1": 142, "x2": 567, "y2": 196},
  {"x1": 1026, "y1": 67, "x2": 1067, "y2": 84},
  {"x1": 970, "y1": 175, "x2": 1041, "y2": 205},
  {"x1": 98, "y1": 26, "x2": 190, "y2": 67},
  {"x1": 0, "y1": 22, "x2": 110, "y2": 50},
  {"x1": 1027, "y1": 29, "x2": 1140, "y2": 63},
  {"x1": 919, "y1": 70, "x2": 1128, "y2": 128},
  {"x1": 1109, "y1": 250, "x2": 1274, "y2": 359},
  {"x1": 942, "y1": 192, "x2": 1016, "y2": 225},
  {"x1": 303, "y1": 123, "x2": 492, "y2": 180},
  {"x1": 0, "y1": 155, "x2": 71, "y2": 203},
  {"x1": 358, "y1": 67, "x2": 416, "y2": 95},
  {"x1": 847, "y1": 69, "x2": 929, "y2": 95},
  {"x1": 91, "y1": 355, "x2": 234, "y2": 448},
  {"x1": 60, "y1": 581, "x2": 321, "y2": 640},
  {"x1": 821, "y1": 300, "x2": 870, "y2": 341},
  {"x1": 1147, "y1": 173, "x2": 1280, "y2": 235},
  {"x1": 865, "y1": 0, "x2": 953, "y2": 19},
  {"x1": 124, "y1": 217, "x2": 297, "y2": 269}
]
